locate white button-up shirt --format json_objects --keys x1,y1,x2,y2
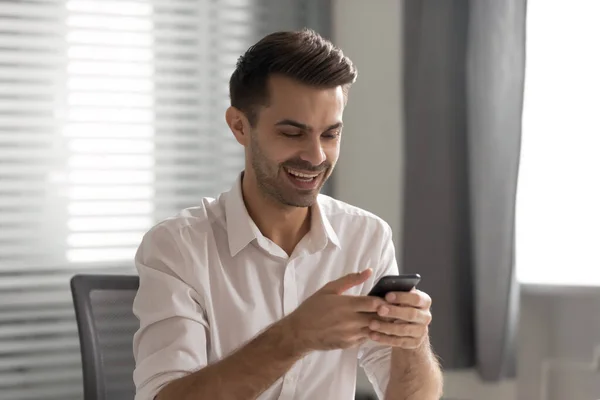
[{"x1": 132, "y1": 176, "x2": 400, "y2": 400}]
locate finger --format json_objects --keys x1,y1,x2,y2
[
  {"x1": 369, "y1": 320, "x2": 427, "y2": 338},
  {"x1": 385, "y1": 290, "x2": 432, "y2": 309},
  {"x1": 338, "y1": 325, "x2": 373, "y2": 350},
  {"x1": 341, "y1": 313, "x2": 379, "y2": 330},
  {"x1": 321, "y1": 268, "x2": 373, "y2": 295},
  {"x1": 341, "y1": 332, "x2": 370, "y2": 349},
  {"x1": 347, "y1": 295, "x2": 387, "y2": 313},
  {"x1": 377, "y1": 305, "x2": 432, "y2": 325},
  {"x1": 369, "y1": 332, "x2": 424, "y2": 350}
]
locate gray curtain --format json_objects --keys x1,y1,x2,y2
[{"x1": 402, "y1": 0, "x2": 526, "y2": 381}]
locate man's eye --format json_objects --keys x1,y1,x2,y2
[
  {"x1": 280, "y1": 131, "x2": 301, "y2": 138},
  {"x1": 323, "y1": 131, "x2": 341, "y2": 139}
]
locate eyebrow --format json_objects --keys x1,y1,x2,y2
[{"x1": 274, "y1": 119, "x2": 343, "y2": 132}]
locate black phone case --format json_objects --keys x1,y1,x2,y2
[{"x1": 368, "y1": 275, "x2": 421, "y2": 298}]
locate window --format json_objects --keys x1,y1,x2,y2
[
  {"x1": 516, "y1": 0, "x2": 600, "y2": 286},
  {"x1": 0, "y1": 0, "x2": 329, "y2": 397}
]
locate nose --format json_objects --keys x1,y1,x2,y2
[{"x1": 299, "y1": 136, "x2": 326, "y2": 167}]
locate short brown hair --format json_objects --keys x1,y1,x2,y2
[{"x1": 229, "y1": 29, "x2": 357, "y2": 126}]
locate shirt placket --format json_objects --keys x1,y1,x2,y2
[{"x1": 278, "y1": 259, "x2": 300, "y2": 399}]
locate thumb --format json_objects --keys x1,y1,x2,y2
[{"x1": 321, "y1": 268, "x2": 373, "y2": 295}]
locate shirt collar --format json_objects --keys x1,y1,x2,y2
[
  {"x1": 225, "y1": 173, "x2": 341, "y2": 257},
  {"x1": 309, "y1": 196, "x2": 341, "y2": 252},
  {"x1": 225, "y1": 174, "x2": 262, "y2": 257}
]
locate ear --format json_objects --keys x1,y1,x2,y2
[{"x1": 225, "y1": 106, "x2": 250, "y2": 146}]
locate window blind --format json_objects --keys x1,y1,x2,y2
[{"x1": 0, "y1": 0, "x2": 330, "y2": 398}]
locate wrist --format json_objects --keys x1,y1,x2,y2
[
  {"x1": 276, "y1": 314, "x2": 312, "y2": 357},
  {"x1": 391, "y1": 337, "x2": 434, "y2": 361}
]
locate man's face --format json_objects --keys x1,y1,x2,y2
[{"x1": 245, "y1": 75, "x2": 345, "y2": 207}]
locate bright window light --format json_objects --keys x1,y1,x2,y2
[
  {"x1": 68, "y1": 61, "x2": 153, "y2": 77},
  {"x1": 68, "y1": 108, "x2": 153, "y2": 123},
  {"x1": 68, "y1": 93, "x2": 153, "y2": 107},
  {"x1": 68, "y1": 171, "x2": 153, "y2": 184},
  {"x1": 68, "y1": 186, "x2": 154, "y2": 200},
  {"x1": 67, "y1": 1, "x2": 152, "y2": 17},
  {"x1": 67, "y1": 30, "x2": 153, "y2": 47},
  {"x1": 67, "y1": 232, "x2": 146, "y2": 247},
  {"x1": 67, "y1": 15, "x2": 152, "y2": 31},
  {"x1": 68, "y1": 155, "x2": 154, "y2": 169},
  {"x1": 68, "y1": 139, "x2": 154, "y2": 153},
  {"x1": 64, "y1": 0, "x2": 155, "y2": 263},
  {"x1": 68, "y1": 77, "x2": 153, "y2": 92},
  {"x1": 68, "y1": 217, "x2": 152, "y2": 231},
  {"x1": 67, "y1": 248, "x2": 138, "y2": 263},
  {"x1": 63, "y1": 124, "x2": 154, "y2": 138},
  {"x1": 516, "y1": 0, "x2": 600, "y2": 286},
  {"x1": 68, "y1": 201, "x2": 154, "y2": 216},
  {"x1": 68, "y1": 46, "x2": 153, "y2": 62}
]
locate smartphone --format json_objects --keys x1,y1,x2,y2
[{"x1": 368, "y1": 274, "x2": 421, "y2": 298}]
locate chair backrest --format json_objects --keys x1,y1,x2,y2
[{"x1": 70, "y1": 274, "x2": 139, "y2": 400}]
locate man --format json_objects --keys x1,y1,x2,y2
[{"x1": 132, "y1": 29, "x2": 443, "y2": 400}]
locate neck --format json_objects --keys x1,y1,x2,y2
[{"x1": 241, "y1": 173, "x2": 311, "y2": 256}]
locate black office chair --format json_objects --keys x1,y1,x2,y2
[
  {"x1": 71, "y1": 274, "x2": 383, "y2": 400},
  {"x1": 71, "y1": 274, "x2": 139, "y2": 400}
]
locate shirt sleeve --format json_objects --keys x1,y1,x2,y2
[
  {"x1": 358, "y1": 222, "x2": 399, "y2": 399},
  {"x1": 132, "y1": 224, "x2": 209, "y2": 400}
]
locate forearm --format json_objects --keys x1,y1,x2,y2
[
  {"x1": 157, "y1": 317, "x2": 306, "y2": 400},
  {"x1": 385, "y1": 339, "x2": 443, "y2": 400}
]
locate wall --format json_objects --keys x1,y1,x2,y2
[
  {"x1": 518, "y1": 287, "x2": 600, "y2": 400},
  {"x1": 330, "y1": 0, "x2": 402, "y2": 392},
  {"x1": 331, "y1": 0, "x2": 403, "y2": 252},
  {"x1": 332, "y1": 1, "x2": 600, "y2": 400}
]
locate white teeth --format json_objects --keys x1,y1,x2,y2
[{"x1": 286, "y1": 168, "x2": 319, "y2": 179}]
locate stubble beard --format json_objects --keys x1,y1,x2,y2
[{"x1": 249, "y1": 133, "x2": 330, "y2": 208}]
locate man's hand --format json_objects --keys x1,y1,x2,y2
[
  {"x1": 368, "y1": 289, "x2": 432, "y2": 350},
  {"x1": 285, "y1": 268, "x2": 387, "y2": 352}
]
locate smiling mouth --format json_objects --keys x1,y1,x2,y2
[
  {"x1": 285, "y1": 167, "x2": 320, "y2": 181},
  {"x1": 284, "y1": 167, "x2": 323, "y2": 189}
]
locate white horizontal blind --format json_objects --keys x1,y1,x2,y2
[
  {"x1": 65, "y1": 0, "x2": 156, "y2": 266},
  {"x1": 0, "y1": 0, "x2": 329, "y2": 398}
]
